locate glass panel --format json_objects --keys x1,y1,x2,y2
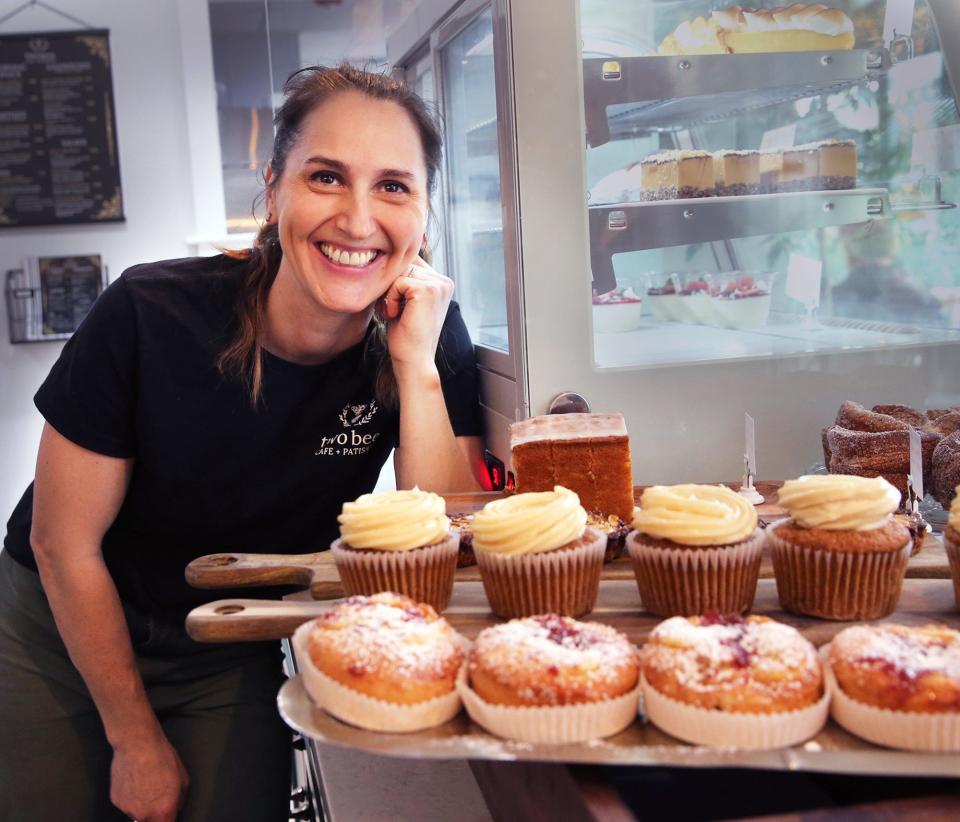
[
  {"x1": 208, "y1": 1, "x2": 274, "y2": 233},
  {"x1": 405, "y1": 49, "x2": 447, "y2": 271},
  {"x1": 581, "y1": 0, "x2": 960, "y2": 369},
  {"x1": 440, "y1": 9, "x2": 509, "y2": 353},
  {"x1": 208, "y1": 0, "x2": 416, "y2": 233}
]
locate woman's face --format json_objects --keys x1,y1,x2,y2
[{"x1": 266, "y1": 91, "x2": 430, "y2": 318}]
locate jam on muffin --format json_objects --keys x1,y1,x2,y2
[
  {"x1": 771, "y1": 474, "x2": 911, "y2": 620},
  {"x1": 292, "y1": 592, "x2": 466, "y2": 732},
  {"x1": 331, "y1": 488, "x2": 460, "y2": 611},
  {"x1": 627, "y1": 484, "x2": 764, "y2": 616},
  {"x1": 827, "y1": 623, "x2": 960, "y2": 751},
  {"x1": 640, "y1": 614, "x2": 828, "y2": 748},
  {"x1": 472, "y1": 486, "x2": 607, "y2": 618},
  {"x1": 829, "y1": 624, "x2": 960, "y2": 713},
  {"x1": 459, "y1": 613, "x2": 641, "y2": 744},
  {"x1": 642, "y1": 614, "x2": 823, "y2": 713},
  {"x1": 469, "y1": 613, "x2": 639, "y2": 707}
]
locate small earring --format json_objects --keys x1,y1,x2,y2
[{"x1": 265, "y1": 211, "x2": 273, "y2": 223}]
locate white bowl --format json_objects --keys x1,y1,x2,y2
[{"x1": 593, "y1": 300, "x2": 644, "y2": 332}]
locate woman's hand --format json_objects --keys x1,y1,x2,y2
[
  {"x1": 380, "y1": 258, "x2": 454, "y2": 379},
  {"x1": 110, "y1": 731, "x2": 189, "y2": 822}
]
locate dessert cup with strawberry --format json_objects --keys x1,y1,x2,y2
[{"x1": 713, "y1": 273, "x2": 774, "y2": 329}]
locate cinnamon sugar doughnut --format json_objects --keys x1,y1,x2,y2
[
  {"x1": 931, "y1": 431, "x2": 960, "y2": 507},
  {"x1": 307, "y1": 592, "x2": 464, "y2": 705},
  {"x1": 824, "y1": 401, "x2": 960, "y2": 508},
  {"x1": 641, "y1": 614, "x2": 823, "y2": 713},
  {"x1": 469, "y1": 614, "x2": 639, "y2": 707},
  {"x1": 829, "y1": 624, "x2": 960, "y2": 712}
]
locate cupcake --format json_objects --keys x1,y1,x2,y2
[
  {"x1": 331, "y1": 488, "x2": 459, "y2": 611},
  {"x1": 291, "y1": 592, "x2": 465, "y2": 732},
  {"x1": 626, "y1": 484, "x2": 764, "y2": 616},
  {"x1": 770, "y1": 475, "x2": 911, "y2": 620},
  {"x1": 640, "y1": 614, "x2": 829, "y2": 748},
  {"x1": 471, "y1": 486, "x2": 606, "y2": 618},
  {"x1": 586, "y1": 511, "x2": 630, "y2": 562},
  {"x1": 943, "y1": 487, "x2": 960, "y2": 609},
  {"x1": 449, "y1": 512, "x2": 476, "y2": 567},
  {"x1": 457, "y1": 613, "x2": 640, "y2": 743},
  {"x1": 826, "y1": 623, "x2": 960, "y2": 751}
]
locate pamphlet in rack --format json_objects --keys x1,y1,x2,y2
[{"x1": 5, "y1": 255, "x2": 104, "y2": 343}]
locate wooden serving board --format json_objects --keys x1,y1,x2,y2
[
  {"x1": 185, "y1": 534, "x2": 951, "y2": 602},
  {"x1": 185, "y1": 479, "x2": 951, "y2": 599},
  {"x1": 185, "y1": 578, "x2": 960, "y2": 645}
]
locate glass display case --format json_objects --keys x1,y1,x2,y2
[
  {"x1": 583, "y1": 0, "x2": 960, "y2": 372},
  {"x1": 390, "y1": 0, "x2": 960, "y2": 484}
]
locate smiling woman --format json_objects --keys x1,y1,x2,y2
[{"x1": 0, "y1": 64, "x2": 486, "y2": 822}]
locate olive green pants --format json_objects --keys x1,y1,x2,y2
[{"x1": 0, "y1": 551, "x2": 291, "y2": 822}]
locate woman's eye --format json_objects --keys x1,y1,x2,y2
[
  {"x1": 382, "y1": 180, "x2": 409, "y2": 194},
  {"x1": 311, "y1": 171, "x2": 339, "y2": 185}
]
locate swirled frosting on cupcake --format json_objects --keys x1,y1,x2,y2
[
  {"x1": 338, "y1": 488, "x2": 450, "y2": 550},
  {"x1": 777, "y1": 475, "x2": 900, "y2": 531},
  {"x1": 472, "y1": 486, "x2": 587, "y2": 556},
  {"x1": 632, "y1": 484, "x2": 757, "y2": 546},
  {"x1": 950, "y1": 489, "x2": 960, "y2": 531}
]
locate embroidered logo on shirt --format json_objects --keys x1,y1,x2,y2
[
  {"x1": 338, "y1": 400, "x2": 378, "y2": 428},
  {"x1": 316, "y1": 399, "x2": 382, "y2": 457}
]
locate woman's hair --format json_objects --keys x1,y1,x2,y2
[{"x1": 218, "y1": 63, "x2": 443, "y2": 407}]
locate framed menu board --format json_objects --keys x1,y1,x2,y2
[{"x1": 0, "y1": 29, "x2": 123, "y2": 227}]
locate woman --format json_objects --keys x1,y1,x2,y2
[{"x1": 0, "y1": 65, "x2": 485, "y2": 822}]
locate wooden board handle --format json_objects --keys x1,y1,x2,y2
[
  {"x1": 185, "y1": 598, "x2": 333, "y2": 642},
  {"x1": 185, "y1": 552, "x2": 324, "y2": 590}
]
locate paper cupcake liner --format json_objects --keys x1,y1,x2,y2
[
  {"x1": 769, "y1": 527, "x2": 910, "y2": 620},
  {"x1": 822, "y1": 644, "x2": 960, "y2": 752},
  {"x1": 944, "y1": 533, "x2": 960, "y2": 611},
  {"x1": 625, "y1": 530, "x2": 765, "y2": 617},
  {"x1": 457, "y1": 665, "x2": 640, "y2": 744},
  {"x1": 331, "y1": 530, "x2": 460, "y2": 612},
  {"x1": 640, "y1": 675, "x2": 829, "y2": 749},
  {"x1": 474, "y1": 528, "x2": 606, "y2": 618},
  {"x1": 291, "y1": 620, "x2": 463, "y2": 733}
]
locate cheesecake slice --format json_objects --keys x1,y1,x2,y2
[
  {"x1": 714, "y1": 150, "x2": 761, "y2": 196},
  {"x1": 759, "y1": 149, "x2": 783, "y2": 194},
  {"x1": 815, "y1": 138, "x2": 857, "y2": 190},
  {"x1": 780, "y1": 144, "x2": 819, "y2": 192}
]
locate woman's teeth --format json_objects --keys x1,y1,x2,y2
[{"x1": 319, "y1": 243, "x2": 378, "y2": 267}]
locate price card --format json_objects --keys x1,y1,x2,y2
[
  {"x1": 745, "y1": 412, "x2": 757, "y2": 477},
  {"x1": 760, "y1": 123, "x2": 796, "y2": 151},
  {"x1": 909, "y1": 428, "x2": 924, "y2": 503},
  {"x1": 786, "y1": 252, "x2": 823, "y2": 307}
]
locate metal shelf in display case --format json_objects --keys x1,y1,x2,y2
[
  {"x1": 589, "y1": 188, "x2": 890, "y2": 292},
  {"x1": 593, "y1": 315, "x2": 960, "y2": 371},
  {"x1": 583, "y1": 50, "x2": 882, "y2": 145}
]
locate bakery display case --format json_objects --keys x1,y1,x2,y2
[{"x1": 390, "y1": 0, "x2": 960, "y2": 486}]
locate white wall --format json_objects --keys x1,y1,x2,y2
[{"x1": 1, "y1": 1, "x2": 205, "y2": 523}]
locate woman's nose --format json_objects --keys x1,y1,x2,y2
[{"x1": 335, "y1": 192, "x2": 375, "y2": 239}]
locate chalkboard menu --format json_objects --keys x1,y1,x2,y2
[{"x1": 0, "y1": 29, "x2": 123, "y2": 227}]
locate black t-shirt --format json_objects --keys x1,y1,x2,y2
[{"x1": 4, "y1": 254, "x2": 483, "y2": 615}]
